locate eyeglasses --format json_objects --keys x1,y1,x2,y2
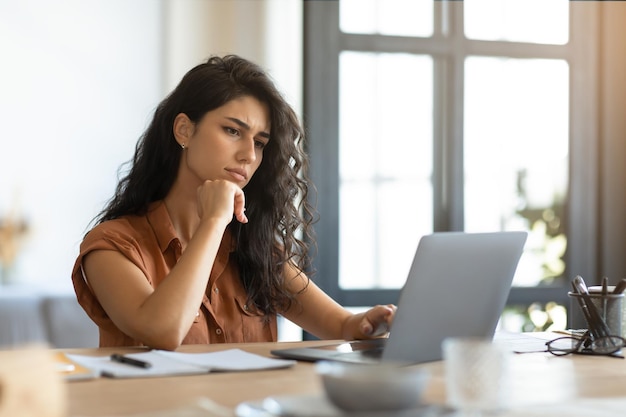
[{"x1": 545, "y1": 333, "x2": 626, "y2": 357}]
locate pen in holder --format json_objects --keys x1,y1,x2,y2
[{"x1": 568, "y1": 289, "x2": 624, "y2": 339}]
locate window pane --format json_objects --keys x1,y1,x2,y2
[
  {"x1": 464, "y1": 56, "x2": 569, "y2": 287},
  {"x1": 465, "y1": 0, "x2": 569, "y2": 45},
  {"x1": 339, "y1": 52, "x2": 433, "y2": 289},
  {"x1": 340, "y1": 0, "x2": 433, "y2": 37},
  {"x1": 502, "y1": 302, "x2": 567, "y2": 333}
]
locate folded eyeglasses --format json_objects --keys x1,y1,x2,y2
[{"x1": 545, "y1": 332, "x2": 626, "y2": 357}]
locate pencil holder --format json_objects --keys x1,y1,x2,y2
[{"x1": 568, "y1": 291, "x2": 624, "y2": 338}]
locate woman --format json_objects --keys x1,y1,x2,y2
[{"x1": 71, "y1": 55, "x2": 395, "y2": 350}]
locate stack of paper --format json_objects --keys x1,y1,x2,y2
[{"x1": 65, "y1": 349, "x2": 296, "y2": 379}]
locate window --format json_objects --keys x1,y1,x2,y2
[
  {"x1": 464, "y1": 56, "x2": 569, "y2": 288},
  {"x1": 339, "y1": 52, "x2": 433, "y2": 289},
  {"x1": 304, "y1": 0, "x2": 599, "y2": 332}
]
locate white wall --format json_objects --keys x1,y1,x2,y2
[
  {"x1": 163, "y1": 0, "x2": 302, "y2": 112},
  {"x1": 0, "y1": 0, "x2": 302, "y2": 292},
  {"x1": 0, "y1": 0, "x2": 162, "y2": 289}
]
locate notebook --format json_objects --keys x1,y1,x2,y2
[
  {"x1": 271, "y1": 231, "x2": 528, "y2": 364},
  {"x1": 65, "y1": 349, "x2": 296, "y2": 379}
]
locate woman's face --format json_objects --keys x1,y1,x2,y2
[{"x1": 175, "y1": 95, "x2": 271, "y2": 188}]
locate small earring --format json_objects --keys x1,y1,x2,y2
[{"x1": 180, "y1": 143, "x2": 186, "y2": 150}]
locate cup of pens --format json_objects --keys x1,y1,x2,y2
[{"x1": 569, "y1": 276, "x2": 625, "y2": 347}]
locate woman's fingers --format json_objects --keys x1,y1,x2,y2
[
  {"x1": 232, "y1": 187, "x2": 248, "y2": 223},
  {"x1": 196, "y1": 180, "x2": 248, "y2": 224},
  {"x1": 361, "y1": 304, "x2": 397, "y2": 337}
]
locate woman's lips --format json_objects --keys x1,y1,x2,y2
[{"x1": 225, "y1": 168, "x2": 247, "y2": 182}]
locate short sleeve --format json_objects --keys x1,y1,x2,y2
[{"x1": 70, "y1": 222, "x2": 148, "y2": 344}]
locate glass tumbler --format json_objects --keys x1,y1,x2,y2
[{"x1": 443, "y1": 338, "x2": 510, "y2": 417}]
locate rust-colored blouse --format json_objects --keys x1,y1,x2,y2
[{"x1": 71, "y1": 201, "x2": 277, "y2": 347}]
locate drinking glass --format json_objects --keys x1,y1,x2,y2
[{"x1": 443, "y1": 338, "x2": 510, "y2": 417}]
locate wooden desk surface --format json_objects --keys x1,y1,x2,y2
[
  {"x1": 62, "y1": 338, "x2": 626, "y2": 417},
  {"x1": 65, "y1": 340, "x2": 333, "y2": 416}
]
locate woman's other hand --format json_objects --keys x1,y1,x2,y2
[{"x1": 351, "y1": 304, "x2": 397, "y2": 339}]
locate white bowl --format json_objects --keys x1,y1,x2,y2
[{"x1": 316, "y1": 361, "x2": 430, "y2": 412}]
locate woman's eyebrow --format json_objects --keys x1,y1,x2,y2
[{"x1": 226, "y1": 117, "x2": 270, "y2": 139}]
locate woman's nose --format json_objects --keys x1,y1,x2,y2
[{"x1": 237, "y1": 136, "x2": 257, "y2": 163}]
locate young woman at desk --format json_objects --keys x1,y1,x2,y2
[{"x1": 71, "y1": 55, "x2": 395, "y2": 350}]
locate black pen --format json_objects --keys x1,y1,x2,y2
[{"x1": 110, "y1": 353, "x2": 152, "y2": 369}]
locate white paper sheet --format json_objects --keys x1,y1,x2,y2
[{"x1": 66, "y1": 349, "x2": 295, "y2": 379}]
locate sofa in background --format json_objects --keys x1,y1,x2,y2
[{"x1": 0, "y1": 289, "x2": 98, "y2": 349}]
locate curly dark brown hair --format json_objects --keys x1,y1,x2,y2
[{"x1": 93, "y1": 54, "x2": 317, "y2": 315}]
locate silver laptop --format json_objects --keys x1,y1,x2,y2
[{"x1": 271, "y1": 231, "x2": 527, "y2": 364}]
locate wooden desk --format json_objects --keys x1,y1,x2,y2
[
  {"x1": 63, "y1": 339, "x2": 626, "y2": 416},
  {"x1": 65, "y1": 341, "x2": 333, "y2": 416}
]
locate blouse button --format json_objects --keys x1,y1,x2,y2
[{"x1": 216, "y1": 328, "x2": 223, "y2": 335}]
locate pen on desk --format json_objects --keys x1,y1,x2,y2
[{"x1": 110, "y1": 354, "x2": 152, "y2": 369}]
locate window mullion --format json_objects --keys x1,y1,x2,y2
[
  {"x1": 446, "y1": 1, "x2": 465, "y2": 231},
  {"x1": 303, "y1": 0, "x2": 341, "y2": 301}
]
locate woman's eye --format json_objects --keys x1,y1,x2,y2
[
  {"x1": 224, "y1": 127, "x2": 239, "y2": 136},
  {"x1": 254, "y1": 140, "x2": 267, "y2": 149}
]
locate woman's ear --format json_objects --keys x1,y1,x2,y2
[{"x1": 173, "y1": 113, "x2": 192, "y2": 148}]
